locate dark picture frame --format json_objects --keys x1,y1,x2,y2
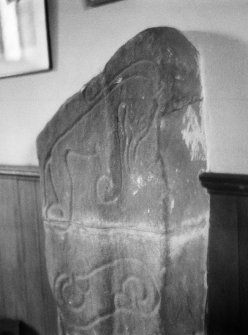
[
  {"x1": 0, "y1": 0, "x2": 51, "y2": 79},
  {"x1": 86, "y1": 0, "x2": 123, "y2": 7}
]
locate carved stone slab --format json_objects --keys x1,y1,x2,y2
[{"x1": 37, "y1": 27, "x2": 209, "y2": 335}]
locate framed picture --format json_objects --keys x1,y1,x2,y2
[
  {"x1": 86, "y1": 0, "x2": 123, "y2": 7},
  {"x1": 0, "y1": 0, "x2": 50, "y2": 78}
]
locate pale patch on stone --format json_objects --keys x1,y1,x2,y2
[
  {"x1": 115, "y1": 77, "x2": 123, "y2": 84},
  {"x1": 180, "y1": 212, "x2": 209, "y2": 228},
  {"x1": 181, "y1": 104, "x2": 206, "y2": 161},
  {"x1": 170, "y1": 213, "x2": 209, "y2": 259},
  {"x1": 131, "y1": 172, "x2": 160, "y2": 196},
  {"x1": 170, "y1": 227, "x2": 205, "y2": 259},
  {"x1": 170, "y1": 198, "x2": 175, "y2": 213}
]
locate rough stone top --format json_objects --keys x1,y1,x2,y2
[{"x1": 37, "y1": 27, "x2": 201, "y2": 168}]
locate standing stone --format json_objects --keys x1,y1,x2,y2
[{"x1": 37, "y1": 27, "x2": 208, "y2": 335}]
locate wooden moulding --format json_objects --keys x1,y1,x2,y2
[
  {"x1": 0, "y1": 165, "x2": 40, "y2": 180},
  {"x1": 199, "y1": 172, "x2": 248, "y2": 196}
]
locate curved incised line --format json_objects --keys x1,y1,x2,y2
[
  {"x1": 43, "y1": 60, "x2": 160, "y2": 169},
  {"x1": 45, "y1": 219, "x2": 166, "y2": 236},
  {"x1": 45, "y1": 158, "x2": 61, "y2": 218},
  {"x1": 46, "y1": 76, "x2": 160, "y2": 218},
  {"x1": 130, "y1": 102, "x2": 157, "y2": 166},
  {"x1": 71, "y1": 306, "x2": 159, "y2": 332},
  {"x1": 65, "y1": 149, "x2": 73, "y2": 221},
  {"x1": 123, "y1": 106, "x2": 132, "y2": 173},
  {"x1": 55, "y1": 258, "x2": 161, "y2": 330}
]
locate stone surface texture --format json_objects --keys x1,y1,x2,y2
[{"x1": 37, "y1": 27, "x2": 209, "y2": 335}]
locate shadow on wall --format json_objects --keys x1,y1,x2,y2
[
  {"x1": 46, "y1": 0, "x2": 58, "y2": 71},
  {"x1": 0, "y1": 319, "x2": 39, "y2": 335},
  {"x1": 186, "y1": 31, "x2": 248, "y2": 173}
]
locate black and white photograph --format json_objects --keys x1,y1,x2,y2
[
  {"x1": 0, "y1": 1, "x2": 247, "y2": 334},
  {"x1": 0, "y1": 0, "x2": 50, "y2": 78}
]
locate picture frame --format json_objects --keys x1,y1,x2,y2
[
  {"x1": 0, "y1": 0, "x2": 51, "y2": 79},
  {"x1": 86, "y1": 0, "x2": 123, "y2": 7}
]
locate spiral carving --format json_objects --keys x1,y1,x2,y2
[
  {"x1": 54, "y1": 273, "x2": 90, "y2": 314},
  {"x1": 54, "y1": 259, "x2": 160, "y2": 330}
]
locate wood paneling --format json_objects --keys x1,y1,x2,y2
[
  {"x1": 200, "y1": 172, "x2": 248, "y2": 335},
  {"x1": 237, "y1": 196, "x2": 248, "y2": 334},
  {"x1": 207, "y1": 194, "x2": 239, "y2": 334},
  {"x1": 0, "y1": 167, "x2": 57, "y2": 335}
]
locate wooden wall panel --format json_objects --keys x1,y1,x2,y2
[
  {"x1": 0, "y1": 167, "x2": 57, "y2": 335},
  {"x1": 207, "y1": 194, "x2": 239, "y2": 334},
  {"x1": 200, "y1": 172, "x2": 248, "y2": 335},
  {"x1": 237, "y1": 196, "x2": 248, "y2": 333}
]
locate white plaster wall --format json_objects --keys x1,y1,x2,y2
[{"x1": 0, "y1": 0, "x2": 247, "y2": 173}]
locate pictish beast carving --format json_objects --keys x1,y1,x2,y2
[{"x1": 43, "y1": 61, "x2": 162, "y2": 222}]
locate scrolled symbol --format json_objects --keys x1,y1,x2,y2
[
  {"x1": 114, "y1": 274, "x2": 159, "y2": 317},
  {"x1": 54, "y1": 273, "x2": 90, "y2": 313},
  {"x1": 115, "y1": 277, "x2": 145, "y2": 309},
  {"x1": 54, "y1": 259, "x2": 160, "y2": 331}
]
